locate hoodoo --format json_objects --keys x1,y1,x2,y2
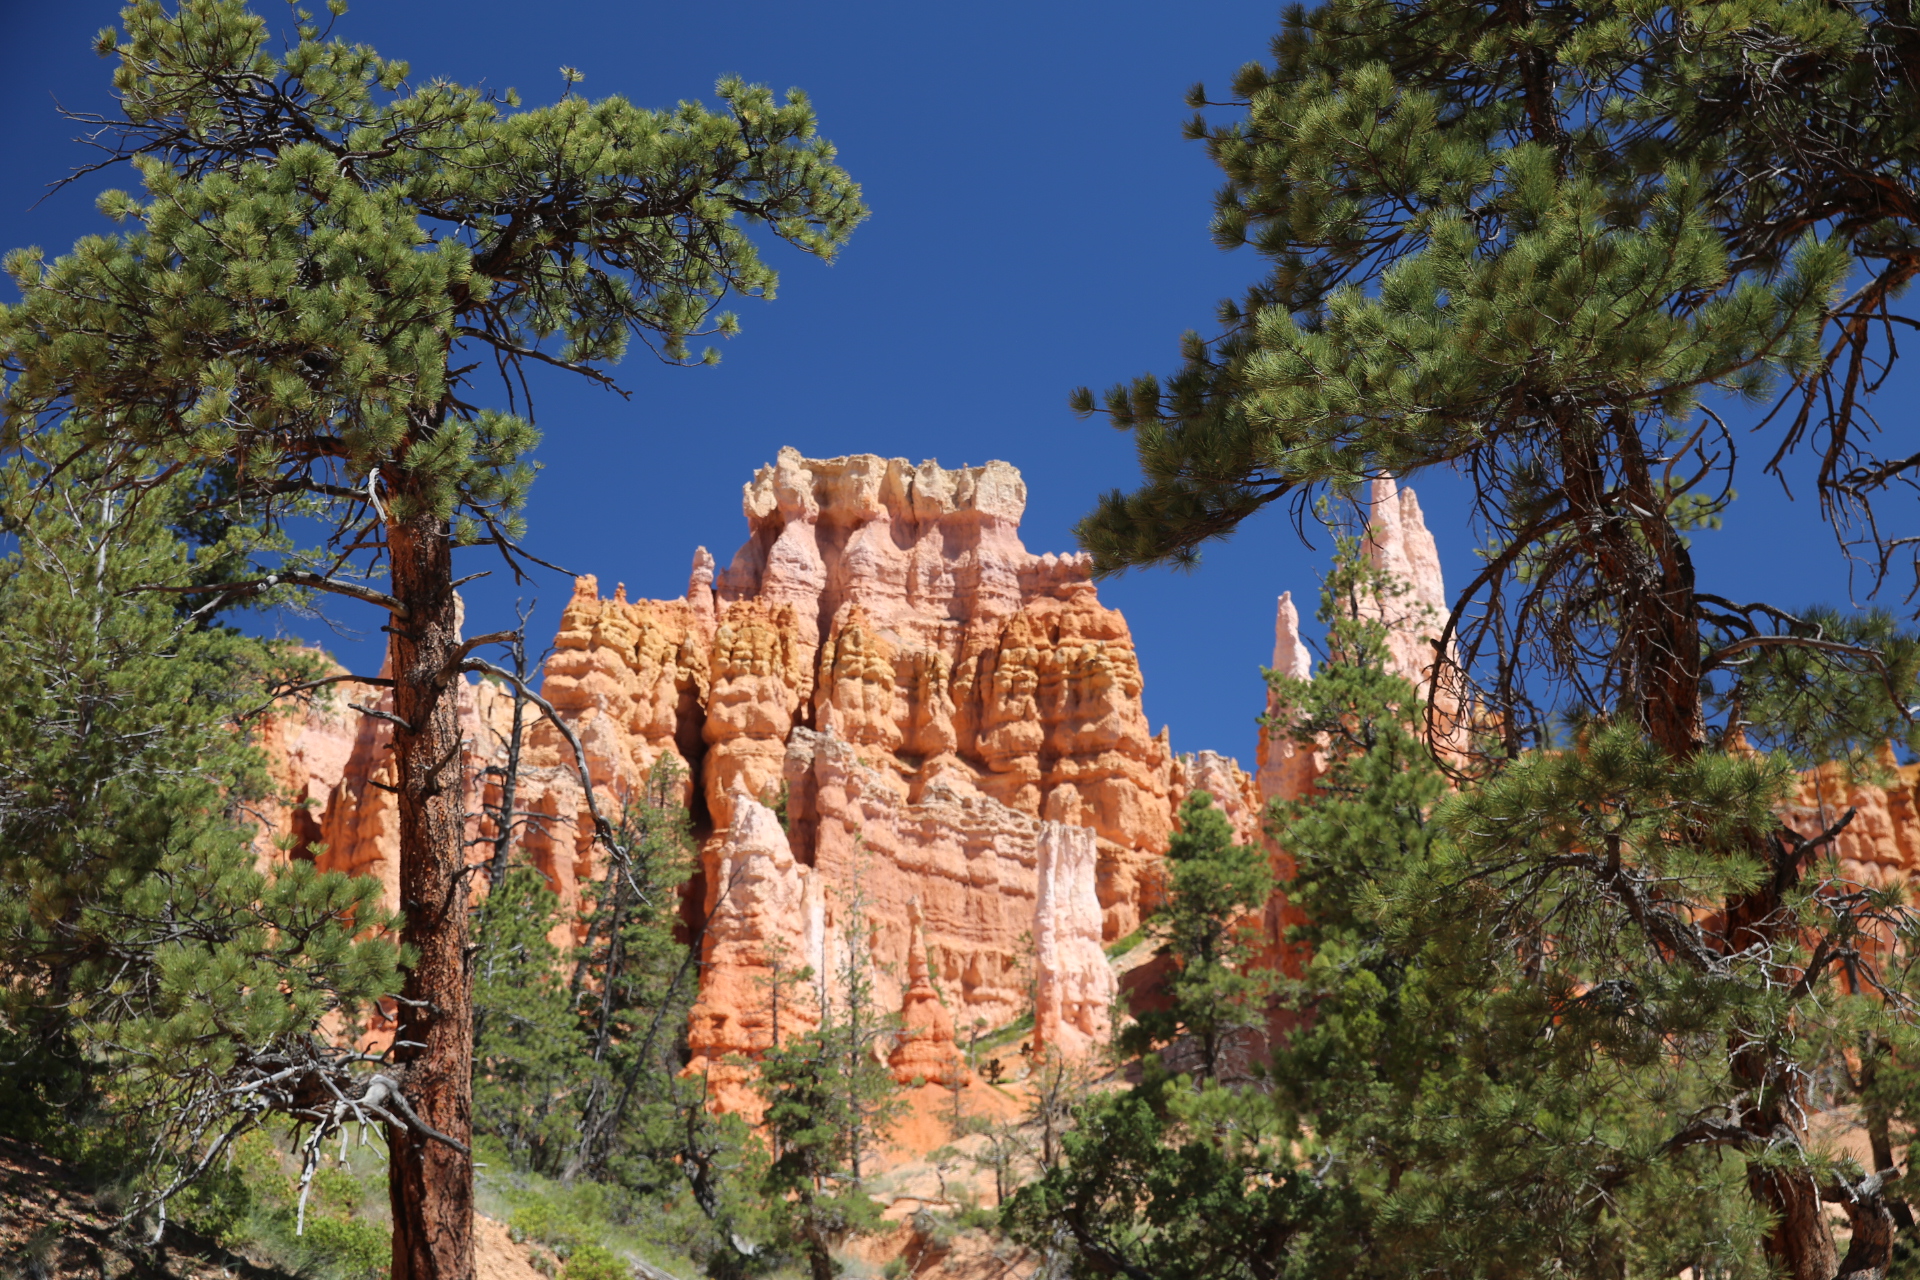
[
  {"x1": 259, "y1": 458, "x2": 1920, "y2": 1119},
  {"x1": 267, "y1": 450, "x2": 1259, "y2": 1109}
]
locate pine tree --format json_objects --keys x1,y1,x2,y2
[
  {"x1": 753, "y1": 897, "x2": 903, "y2": 1280},
  {"x1": 1119, "y1": 789, "x2": 1273, "y2": 1080},
  {"x1": 0, "y1": 5, "x2": 864, "y2": 1274},
  {"x1": 1257, "y1": 541, "x2": 1785, "y2": 1276},
  {"x1": 1017, "y1": 526, "x2": 1920, "y2": 1277},
  {"x1": 1061, "y1": 0, "x2": 1920, "y2": 768},
  {"x1": 0, "y1": 447, "x2": 400, "y2": 1238},
  {"x1": 565, "y1": 756, "x2": 705, "y2": 1185},
  {"x1": 1049, "y1": 6, "x2": 1920, "y2": 1272},
  {"x1": 469, "y1": 757, "x2": 765, "y2": 1275},
  {"x1": 755, "y1": 1026, "x2": 892, "y2": 1280},
  {"x1": 469, "y1": 867, "x2": 581, "y2": 1170}
]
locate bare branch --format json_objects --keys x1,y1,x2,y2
[
  {"x1": 131, "y1": 571, "x2": 405, "y2": 616},
  {"x1": 464, "y1": 657, "x2": 612, "y2": 843}
]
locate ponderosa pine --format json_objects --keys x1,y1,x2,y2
[
  {"x1": 1061, "y1": 5, "x2": 1920, "y2": 1272},
  {"x1": 0, "y1": 449, "x2": 401, "y2": 1238},
  {"x1": 1069, "y1": 0, "x2": 1920, "y2": 765},
  {"x1": 0, "y1": 4, "x2": 863, "y2": 1274}
]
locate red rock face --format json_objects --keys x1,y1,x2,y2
[
  {"x1": 263, "y1": 456, "x2": 1920, "y2": 1119},
  {"x1": 261, "y1": 449, "x2": 1244, "y2": 1103}
]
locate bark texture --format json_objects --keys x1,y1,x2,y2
[{"x1": 385, "y1": 506, "x2": 474, "y2": 1280}]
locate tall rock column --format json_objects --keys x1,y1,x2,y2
[
  {"x1": 1033, "y1": 822, "x2": 1116, "y2": 1059},
  {"x1": 888, "y1": 899, "x2": 968, "y2": 1087},
  {"x1": 685, "y1": 793, "x2": 823, "y2": 1115},
  {"x1": 1255, "y1": 590, "x2": 1320, "y2": 807}
]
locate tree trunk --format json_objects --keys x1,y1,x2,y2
[
  {"x1": 1570, "y1": 413, "x2": 1841, "y2": 1272},
  {"x1": 1836, "y1": 1187, "x2": 1896, "y2": 1280},
  {"x1": 806, "y1": 1227, "x2": 834, "y2": 1280},
  {"x1": 386, "y1": 504, "x2": 475, "y2": 1280},
  {"x1": 1557, "y1": 413, "x2": 1705, "y2": 759},
  {"x1": 1724, "y1": 830, "x2": 1839, "y2": 1279},
  {"x1": 1750, "y1": 1162, "x2": 1840, "y2": 1280}
]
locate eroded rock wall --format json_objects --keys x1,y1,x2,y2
[
  {"x1": 262, "y1": 449, "x2": 1240, "y2": 1099},
  {"x1": 260, "y1": 453, "x2": 1920, "y2": 1119}
]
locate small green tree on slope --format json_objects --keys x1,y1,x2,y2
[
  {"x1": 0, "y1": 449, "x2": 400, "y2": 1240},
  {"x1": 470, "y1": 757, "x2": 765, "y2": 1274},
  {"x1": 469, "y1": 866, "x2": 581, "y2": 1172},
  {"x1": 1119, "y1": 788, "x2": 1273, "y2": 1081},
  {"x1": 756, "y1": 1028, "x2": 891, "y2": 1280},
  {"x1": 0, "y1": 4, "x2": 863, "y2": 1274},
  {"x1": 753, "y1": 911, "x2": 903, "y2": 1280}
]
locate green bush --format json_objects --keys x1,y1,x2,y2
[
  {"x1": 954, "y1": 1204, "x2": 1001, "y2": 1232},
  {"x1": 295, "y1": 1214, "x2": 390, "y2": 1280},
  {"x1": 561, "y1": 1244, "x2": 631, "y2": 1280},
  {"x1": 511, "y1": 1199, "x2": 592, "y2": 1252},
  {"x1": 311, "y1": 1166, "x2": 369, "y2": 1215}
]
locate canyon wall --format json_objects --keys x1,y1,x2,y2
[
  {"x1": 266, "y1": 449, "x2": 1259, "y2": 1106},
  {"x1": 259, "y1": 459, "x2": 1920, "y2": 1114}
]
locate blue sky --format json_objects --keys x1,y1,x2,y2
[{"x1": 0, "y1": 0, "x2": 1879, "y2": 766}]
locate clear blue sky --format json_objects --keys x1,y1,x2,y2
[{"x1": 0, "y1": 0, "x2": 1880, "y2": 766}]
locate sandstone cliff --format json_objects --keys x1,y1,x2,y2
[
  {"x1": 269, "y1": 450, "x2": 1248, "y2": 1104},
  {"x1": 260, "y1": 455, "x2": 1920, "y2": 1122}
]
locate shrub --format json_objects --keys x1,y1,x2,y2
[
  {"x1": 298, "y1": 1215, "x2": 390, "y2": 1280},
  {"x1": 561, "y1": 1243, "x2": 631, "y2": 1280}
]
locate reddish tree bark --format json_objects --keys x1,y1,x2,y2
[{"x1": 385, "y1": 503, "x2": 475, "y2": 1280}]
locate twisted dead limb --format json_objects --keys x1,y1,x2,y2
[{"x1": 129, "y1": 1036, "x2": 467, "y2": 1243}]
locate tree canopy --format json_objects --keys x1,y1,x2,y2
[
  {"x1": 1072, "y1": 0, "x2": 1920, "y2": 757},
  {"x1": 0, "y1": 4, "x2": 864, "y2": 1274}
]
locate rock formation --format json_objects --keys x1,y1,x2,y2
[
  {"x1": 684, "y1": 793, "x2": 824, "y2": 1112},
  {"x1": 1783, "y1": 753, "x2": 1920, "y2": 892},
  {"x1": 1033, "y1": 822, "x2": 1117, "y2": 1059},
  {"x1": 257, "y1": 452, "x2": 1920, "y2": 1130},
  {"x1": 888, "y1": 899, "x2": 968, "y2": 1088},
  {"x1": 1171, "y1": 750, "x2": 1264, "y2": 848},
  {"x1": 1254, "y1": 476, "x2": 1453, "y2": 811},
  {"x1": 1253, "y1": 591, "x2": 1318, "y2": 809},
  {"x1": 253, "y1": 666, "x2": 359, "y2": 868},
  {"x1": 266, "y1": 449, "x2": 1246, "y2": 1109}
]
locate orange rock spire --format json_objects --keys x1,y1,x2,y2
[
  {"x1": 888, "y1": 899, "x2": 968, "y2": 1087},
  {"x1": 266, "y1": 450, "x2": 1258, "y2": 1108}
]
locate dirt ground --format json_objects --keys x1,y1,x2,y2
[
  {"x1": 0, "y1": 1134, "x2": 259, "y2": 1280},
  {"x1": 0, "y1": 1135, "x2": 546, "y2": 1280}
]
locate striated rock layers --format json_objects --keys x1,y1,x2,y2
[
  {"x1": 267, "y1": 449, "x2": 1247, "y2": 1105},
  {"x1": 260, "y1": 454, "x2": 1920, "y2": 1118}
]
